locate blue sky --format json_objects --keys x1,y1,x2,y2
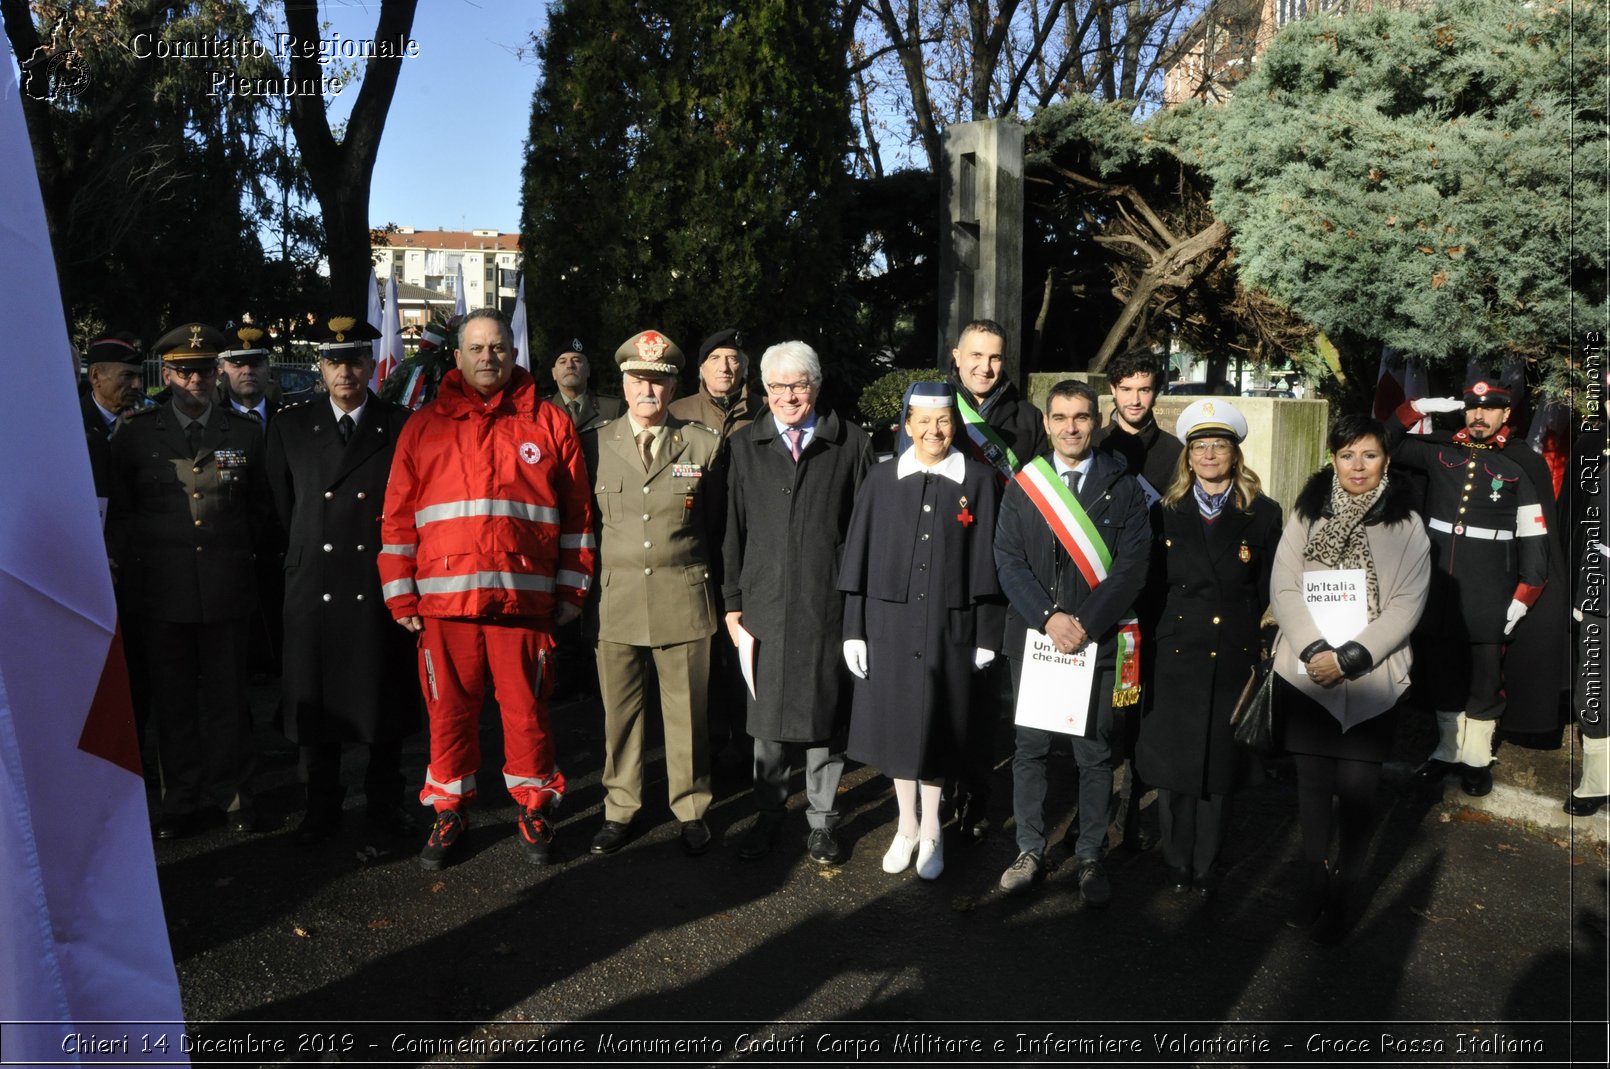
[{"x1": 321, "y1": 0, "x2": 547, "y2": 234}]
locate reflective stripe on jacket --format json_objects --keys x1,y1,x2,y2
[{"x1": 379, "y1": 366, "x2": 595, "y2": 620}]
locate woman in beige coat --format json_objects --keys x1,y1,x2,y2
[{"x1": 1271, "y1": 414, "x2": 1430, "y2": 943}]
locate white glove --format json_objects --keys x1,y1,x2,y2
[
  {"x1": 1410, "y1": 396, "x2": 1464, "y2": 415},
  {"x1": 1503, "y1": 598, "x2": 1528, "y2": 635},
  {"x1": 843, "y1": 639, "x2": 868, "y2": 679},
  {"x1": 973, "y1": 648, "x2": 996, "y2": 670}
]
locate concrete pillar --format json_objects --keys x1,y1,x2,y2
[{"x1": 938, "y1": 120, "x2": 1024, "y2": 387}]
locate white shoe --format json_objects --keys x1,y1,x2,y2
[
  {"x1": 916, "y1": 837, "x2": 943, "y2": 880},
  {"x1": 882, "y1": 832, "x2": 919, "y2": 873}
]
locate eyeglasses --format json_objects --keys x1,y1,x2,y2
[
  {"x1": 168, "y1": 367, "x2": 217, "y2": 381},
  {"x1": 1189, "y1": 440, "x2": 1232, "y2": 455},
  {"x1": 766, "y1": 380, "x2": 815, "y2": 397}
]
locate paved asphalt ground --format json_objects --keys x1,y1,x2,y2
[{"x1": 147, "y1": 680, "x2": 1609, "y2": 1068}]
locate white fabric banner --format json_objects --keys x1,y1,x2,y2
[
  {"x1": 372, "y1": 272, "x2": 404, "y2": 389},
  {"x1": 1013, "y1": 631, "x2": 1096, "y2": 736},
  {"x1": 1303, "y1": 568, "x2": 1370, "y2": 646},
  {"x1": 510, "y1": 273, "x2": 530, "y2": 371},
  {"x1": 366, "y1": 266, "x2": 384, "y2": 362},
  {"x1": 0, "y1": 63, "x2": 188, "y2": 1062}
]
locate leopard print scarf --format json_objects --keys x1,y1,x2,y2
[{"x1": 1303, "y1": 473, "x2": 1387, "y2": 619}]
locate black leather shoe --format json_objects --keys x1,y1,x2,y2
[
  {"x1": 680, "y1": 819, "x2": 712, "y2": 856},
  {"x1": 1193, "y1": 869, "x2": 1221, "y2": 899},
  {"x1": 954, "y1": 794, "x2": 990, "y2": 841},
  {"x1": 1461, "y1": 764, "x2": 1493, "y2": 797},
  {"x1": 155, "y1": 812, "x2": 203, "y2": 840},
  {"x1": 294, "y1": 807, "x2": 342, "y2": 845},
  {"x1": 590, "y1": 820, "x2": 632, "y2": 856},
  {"x1": 1412, "y1": 759, "x2": 1455, "y2": 788},
  {"x1": 1566, "y1": 794, "x2": 1607, "y2": 816},
  {"x1": 807, "y1": 827, "x2": 844, "y2": 865},
  {"x1": 227, "y1": 809, "x2": 258, "y2": 834},
  {"x1": 1167, "y1": 866, "x2": 1191, "y2": 893},
  {"x1": 737, "y1": 814, "x2": 784, "y2": 862},
  {"x1": 1076, "y1": 859, "x2": 1112, "y2": 908}
]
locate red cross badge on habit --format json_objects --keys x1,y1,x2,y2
[{"x1": 957, "y1": 495, "x2": 974, "y2": 527}]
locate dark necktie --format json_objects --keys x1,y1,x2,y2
[
  {"x1": 245, "y1": 409, "x2": 263, "y2": 425},
  {"x1": 338, "y1": 414, "x2": 355, "y2": 445},
  {"x1": 784, "y1": 426, "x2": 803, "y2": 462},
  {"x1": 1063, "y1": 469, "x2": 1081, "y2": 497},
  {"x1": 184, "y1": 421, "x2": 201, "y2": 456}
]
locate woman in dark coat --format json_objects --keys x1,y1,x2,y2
[
  {"x1": 839, "y1": 383, "x2": 1002, "y2": 881},
  {"x1": 1135, "y1": 399, "x2": 1281, "y2": 897},
  {"x1": 1271, "y1": 414, "x2": 1430, "y2": 943}
]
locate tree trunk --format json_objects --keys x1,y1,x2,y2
[{"x1": 282, "y1": 0, "x2": 419, "y2": 311}]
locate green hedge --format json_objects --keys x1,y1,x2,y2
[{"x1": 858, "y1": 368, "x2": 951, "y2": 427}]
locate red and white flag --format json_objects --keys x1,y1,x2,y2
[
  {"x1": 0, "y1": 64, "x2": 188, "y2": 1063},
  {"x1": 372, "y1": 272, "x2": 404, "y2": 390},
  {"x1": 1374, "y1": 346, "x2": 1431, "y2": 434}
]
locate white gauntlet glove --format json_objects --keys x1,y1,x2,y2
[
  {"x1": 843, "y1": 639, "x2": 868, "y2": 679},
  {"x1": 1410, "y1": 396, "x2": 1465, "y2": 415},
  {"x1": 973, "y1": 648, "x2": 996, "y2": 670},
  {"x1": 1503, "y1": 598, "x2": 1528, "y2": 636}
]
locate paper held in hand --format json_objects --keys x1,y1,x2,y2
[
  {"x1": 1303, "y1": 568, "x2": 1369, "y2": 646},
  {"x1": 1014, "y1": 631, "x2": 1096, "y2": 736},
  {"x1": 735, "y1": 625, "x2": 758, "y2": 700}
]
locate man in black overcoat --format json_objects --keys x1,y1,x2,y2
[
  {"x1": 994, "y1": 380, "x2": 1150, "y2": 907},
  {"x1": 723, "y1": 340, "x2": 873, "y2": 865},
  {"x1": 946, "y1": 318, "x2": 1045, "y2": 839},
  {"x1": 264, "y1": 317, "x2": 419, "y2": 843}
]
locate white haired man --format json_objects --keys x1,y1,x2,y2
[{"x1": 722, "y1": 341, "x2": 873, "y2": 863}]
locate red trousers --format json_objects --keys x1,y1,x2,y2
[{"x1": 416, "y1": 617, "x2": 564, "y2": 812}]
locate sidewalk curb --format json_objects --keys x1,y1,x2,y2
[{"x1": 1384, "y1": 761, "x2": 1607, "y2": 846}]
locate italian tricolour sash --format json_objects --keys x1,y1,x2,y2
[
  {"x1": 956, "y1": 393, "x2": 1021, "y2": 483},
  {"x1": 1013, "y1": 456, "x2": 1141, "y2": 708}
]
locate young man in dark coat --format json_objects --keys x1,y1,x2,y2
[
  {"x1": 993, "y1": 380, "x2": 1150, "y2": 907},
  {"x1": 723, "y1": 340, "x2": 874, "y2": 864},
  {"x1": 264, "y1": 316, "x2": 418, "y2": 844},
  {"x1": 1091, "y1": 345, "x2": 1184, "y2": 851},
  {"x1": 947, "y1": 318, "x2": 1044, "y2": 839}
]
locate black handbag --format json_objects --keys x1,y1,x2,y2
[{"x1": 1231, "y1": 640, "x2": 1278, "y2": 755}]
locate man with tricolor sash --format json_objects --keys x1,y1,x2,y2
[
  {"x1": 993, "y1": 380, "x2": 1150, "y2": 906},
  {"x1": 947, "y1": 319, "x2": 1043, "y2": 839}
]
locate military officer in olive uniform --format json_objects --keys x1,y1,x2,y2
[
  {"x1": 106, "y1": 323, "x2": 274, "y2": 838},
  {"x1": 265, "y1": 316, "x2": 418, "y2": 844},
  {"x1": 583, "y1": 330, "x2": 724, "y2": 858}
]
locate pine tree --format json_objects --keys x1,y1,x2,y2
[
  {"x1": 520, "y1": 0, "x2": 855, "y2": 390},
  {"x1": 1199, "y1": 0, "x2": 1606, "y2": 398}
]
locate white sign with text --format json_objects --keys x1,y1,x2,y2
[{"x1": 1014, "y1": 631, "x2": 1096, "y2": 736}]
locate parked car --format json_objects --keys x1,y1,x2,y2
[
  {"x1": 1164, "y1": 381, "x2": 1238, "y2": 396},
  {"x1": 272, "y1": 364, "x2": 324, "y2": 404},
  {"x1": 1242, "y1": 387, "x2": 1296, "y2": 398}
]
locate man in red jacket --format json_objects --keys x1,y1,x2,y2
[{"x1": 380, "y1": 308, "x2": 595, "y2": 869}]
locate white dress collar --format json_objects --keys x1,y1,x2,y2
[{"x1": 896, "y1": 445, "x2": 966, "y2": 484}]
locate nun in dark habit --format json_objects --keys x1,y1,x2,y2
[{"x1": 838, "y1": 381, "x2": 1004, "y2": 880}]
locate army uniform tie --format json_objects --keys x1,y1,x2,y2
[
  {"x1": 184, "y1": 421, "x2": 201, "y2": 457},
  {"x1": 637, "y1": 429, "x2": 654, "y2": 471},
  {"x1": 338, "y1": 413, "x2": 354, "y2": 445}
]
